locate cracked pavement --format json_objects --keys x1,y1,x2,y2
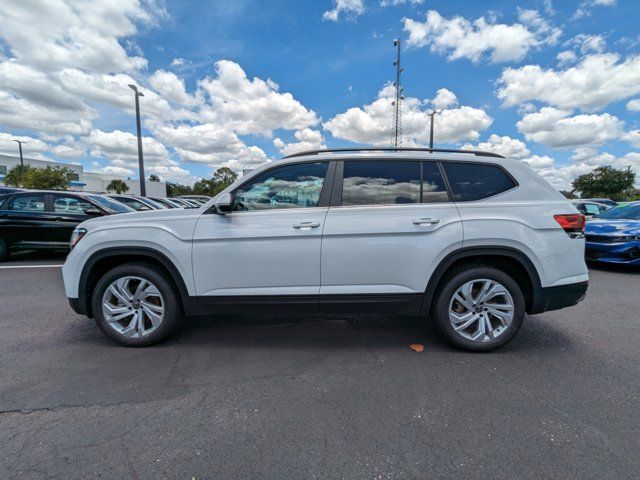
[{"x1": 0, "y1": 257, "x2": 639, "y2": 479}]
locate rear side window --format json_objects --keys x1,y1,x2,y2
[
  {"x1": 341, "y1": 161, "x2": 448, "y2": 206},
  {"x1": 7, "y1": 194, "x2": 45, "y2": 212},
  {"x1": 342, "y1": 161, "x2": 421, "y2": 205},
  {"x1": 442, "y1": 162, "x2": 516, "y2": 202}
]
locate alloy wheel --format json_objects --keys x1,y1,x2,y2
[
  {"x1": 101, "y1": 276, "x2": 165, "y2": 338},
  {"x1": 448, "y1": 278, "x2": 515, "y2": 343}
]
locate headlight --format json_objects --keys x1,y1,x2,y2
[{"x1": 70, "y1": 228, "x2": 87, "y2": 250}]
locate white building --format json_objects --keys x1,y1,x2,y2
[{"x1": 0, "y1": 154, "x2": 166, "y2": 197}]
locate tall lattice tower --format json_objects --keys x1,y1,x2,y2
[{"x1": 391, "y1": 38, "x2": 404, "y2": 149}]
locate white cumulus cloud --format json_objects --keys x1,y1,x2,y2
[
  {"x1": 323, "y1": 0, "x2": 364, "y2": 22},
  {"x1": 497, "y1": 53, "x2": 640, "y2": 111},
  {"x1": 323, "y1": 85, "x2": 492, "y2": 145},
  {"x1": 462, "y1": 134, "x2": 530, "y2": 159},
  {"x1": 403, "y1": 9, "x2": 560, "y2": 64},
  {"x1": 517, "y1": 107, "x2": 624, "y2": 148},
  {"x1": 274, "y1": 129, "x2": 326, "y2": 157}
]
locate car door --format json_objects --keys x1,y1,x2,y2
[
  {"x1": 320, "y1": 160, "x2": 463, "y2": 302},
  {"x1": 49, "y1": 194, "x2": 95, "y2": 245},
  {"x1": 192, "y1": 161, "x2": 334, "y2": 297},
  {"x1": 0, "y1": 193, "x2": 48, "y2": 248}
]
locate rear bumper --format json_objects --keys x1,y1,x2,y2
[{"x1": 529, "y1": 281, "x2": 588, "y2": 314}]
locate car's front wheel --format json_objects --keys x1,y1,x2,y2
[
  {"x1": 92, "y1": 263, "x2": 182, "y2": 346},
  {"x1": 433, "y1": 265, "x2": 525, "y2": 352}
]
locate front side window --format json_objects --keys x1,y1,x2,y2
[
  {"x1": 234, "y1": 162, "x2": 328, "y2": 211},
  {"x1": 7, "y1": 194, "x2": 45, "y2": 212},
  {"x1": 443, "y1": 162, "x2": 516, "y2": 202},
  {"x1": 53, "y1": 195, "x2": 94, "y2": 214},
  {"x1": 341, "y1": 161, "x2": 421, "y2": 206}
]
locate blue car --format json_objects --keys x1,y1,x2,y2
[{"x1": 585, "y1": 201, "x2": 640, "y2": 265}]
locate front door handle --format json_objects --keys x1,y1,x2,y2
[
  {"x1": 412, "y1": 217, "x2": 440, "y2": 226},
  {"x1": 293, "y1": 221, "x2": 321, "y2": 230}
]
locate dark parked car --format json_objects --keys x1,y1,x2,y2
[
  {"x1": 572, "y1": 200, "x2": 611, "y2": 217},
  {"x1": 107, "y1": 194, "x2": 167, "y2": 211},
  {"x1": 147, "y1": 196, "x2": 182, "y2": 208},
  {"x1": 177, "y1": 195, "x2": 211, "y2": 203},
  {"x1": 170, "y1": 197, "x2": 200, "y2": 208},
  {"x1": 0, "y1": 186, "x2": 25, "y2": 195},
  {"x1": 582, "y1": 198, "x2": 618, "y2": 208},
  {"x1": 0, "y1": 191, "x2": 133, "y2": 260}
]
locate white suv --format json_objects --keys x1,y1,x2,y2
[{"x1": 62, "y1": 148, "x2": 588, "y2": 351}]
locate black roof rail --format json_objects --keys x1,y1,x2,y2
[{"x1": 283, "y1": 147, "x2": 505, "y2": 159}]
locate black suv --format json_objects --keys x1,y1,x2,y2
[{"x1": 0, "y1": 191, "x2": 133, "y2": 260}]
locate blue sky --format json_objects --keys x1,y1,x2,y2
[{"x1": 0, "y1": 0, "x2": 639, "y2": 189}]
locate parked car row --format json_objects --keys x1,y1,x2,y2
[{"x1": 0, "y1": 190, "x2": 211, "y2": 260}]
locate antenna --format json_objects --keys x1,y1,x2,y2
[{"x1": 391, "y1": 39, "x2": 403, "y2": 149}]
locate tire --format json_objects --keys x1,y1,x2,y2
[
  {"x1": 433, "y1": 265, "x2": 525, "y2": 352},
  {"x1": 91, "y1": 262, "x2": 182, "y2": 347},
  {"x1": 0, "y1": 236, "x2": 8, "y2": 262}
]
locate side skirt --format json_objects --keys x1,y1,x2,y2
[{"x1": 183, "y1": 293, "x2": 423, "y2": 317}]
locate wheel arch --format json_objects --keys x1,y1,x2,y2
[
  {"x1": 77, "y1": 247, "x2": 190, "y2": 318},
  {"x1": 420, "y1": 246, "x2": 543, "y2": 315}
]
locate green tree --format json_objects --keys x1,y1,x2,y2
[
  {"x1": 192, "y1": 167, "x2": 238, "y2": 196},
  {"x1": 166, "y1": 182, "x2": 193, "y2": 197},
  {"x1": 559, "y1": 190, "x2": 577, "y2": 199},
  {"x1": 3, "y1": 164, "x2": 74, "y2": 190},
  {"x1": 148, "y1": 174, "x2": 161, "y2": 182},
  {"x1": 572, "y1": 166, "x2": 636, "y2": 201},
  {"x1": 106, "y1": 179, "x2": 129, "y2": 194}
]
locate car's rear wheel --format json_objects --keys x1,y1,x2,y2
[
  {"x1": 433, "y1": 266, "x2": 525, "y2": 352},
  {"x1": 91, "y1": 263, "x2": 182, "y2": 346}
]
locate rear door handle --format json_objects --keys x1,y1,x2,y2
[
  {"x1": 293, "y1": 221, "x2": 321, "y2": 230},
  {"x1": 412, "y1": 217, "x2": 440, "y2": 226}
]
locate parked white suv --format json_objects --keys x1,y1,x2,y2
[{"x1": 62, "y1": 148, "x2": 588, "y2": 351}]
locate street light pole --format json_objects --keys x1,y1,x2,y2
[
  {"x1": 128, "y1": 84, "x2": 146, "y2": 197},
  {"x1": 12, "y1": 139, "x2": 26, "y2": 185},
  {"x1": 428, "y1": 110, "x2": 442, "y2": 149}
]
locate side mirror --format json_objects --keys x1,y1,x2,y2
[
  {"x1": 213, "y1": 192, "x2": 233, "y2": 214},
  {"x1": 84, "y1": 207, "x2": 104, "y2": 216}
]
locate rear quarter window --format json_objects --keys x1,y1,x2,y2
[{"x1": 442, "y1": 162, "x2": 516, "y2": 202}]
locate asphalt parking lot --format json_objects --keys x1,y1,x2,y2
[{"x1": 0, "y1": 254, "x2": 638, "y2": 479}]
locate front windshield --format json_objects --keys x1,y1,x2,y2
[
  {"x1": 89, "y1": 195, "x2": 135, "y2": 213},
  {"x1": 596, "y1": 203, "x2": 640, "y2": 220}
]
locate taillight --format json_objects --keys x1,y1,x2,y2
[{"x1": 554, "y1": 214, "x2": 585, "y2": 238}]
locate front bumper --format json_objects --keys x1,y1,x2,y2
[
  {"x1": 530, "y1": 281, "x2": 588, "y2": 314},
  {"x1": 585, "y1": 241, "x2": 640, "y2": 265}
]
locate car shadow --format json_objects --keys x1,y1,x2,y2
[
  {"x1": 144, "y1": 311, "x2": 576, "y2": 355},
  {"x1": 1, "y1": 249, "x2": 68, "y2": 264},
  {"x1": 587, "y1": 261, "x2": 640, "y2": 274}
]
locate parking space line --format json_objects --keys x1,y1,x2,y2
[{"x1": 0, "y1": 264, "x2": 64, "y2": 269}]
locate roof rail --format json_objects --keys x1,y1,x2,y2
[{"x1": 283, "y1": 147, "x2": 505, "y2": 159}]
